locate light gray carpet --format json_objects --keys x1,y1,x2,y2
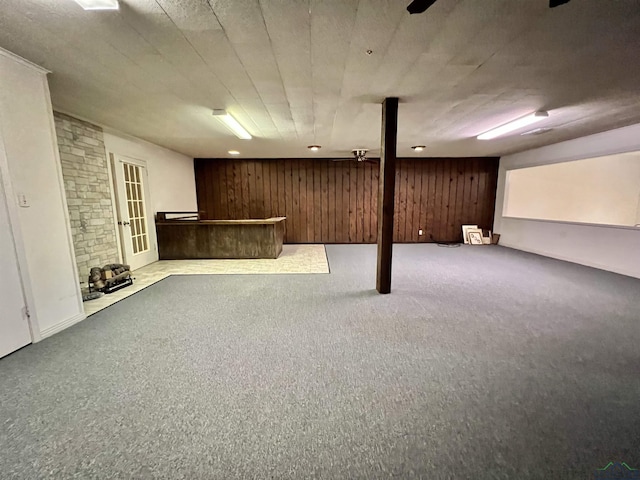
[{"x1": 1, "y1": 244, "x2": 640, "y2": 479}]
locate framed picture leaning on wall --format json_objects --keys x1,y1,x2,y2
[
  {"x1": 462, "y1": 225, "x2": 478, "y2": 244},
  {"x1": 467, "y1": 230, "x2": 484, "y2": 245}
]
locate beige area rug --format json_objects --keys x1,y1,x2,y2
[{"x1": 83, "y1": 244, "x2": 329, "y2": 317}]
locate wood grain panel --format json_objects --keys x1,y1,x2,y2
[
  {"x1": 408, "y1": 159, "x2": 417, "y2": 241},
  {"x1": 393, "y1": 160, "x2": 402, "y2": 242},
  {"x1": 328, "y1": 163, "x2": 336, "y2": 243},
  {"x1": 370, "y1": 167, "x2": 379, "y2": 242},
  {"x1": 219, "y1": 162, "x2": 228, "y2": 218},
  {"x1": 334, "y1": 164, "x2": 344, "y2": 243},
  {"x1": 363, "y1": 165, "x2": 372, "y2": 242},
  {"x1": 313, "y1": 161, "x2": 322, "y2": 242},
  {"x1": 195, "y1": 157, "x2": 498, "y2": 244},
  {"x1": 321, "y1": 162, "x2": 329, "y2": 241},
  {"x1": 348, "y1": 164, "x2": 357, "y2": 242},
  {"x1": 262, "y1": 161, "x2": 271, "y2": 219}
]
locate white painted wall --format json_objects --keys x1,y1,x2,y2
[
  {"x1": 0, "y1": 49, "x2": 84, "y2": 338},
  {"x1": 494, "y1": 123, "x2": 640, "y2": 279},
  {"x1": 103, "y1": 130, "x2": 197, "y2": 214}
]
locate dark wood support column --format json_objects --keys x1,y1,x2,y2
[{"x1": 376, "y1": 97, "x2": 398, "y2": 294}]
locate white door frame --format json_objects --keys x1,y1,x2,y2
[
  {"x1": 110, "y1": 154, "x2": 158, "y2": 270},
  {"x1": 0, "y1": 113, "x2": 40, "y2": 342}
]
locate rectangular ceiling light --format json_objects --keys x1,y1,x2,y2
[
  {"x1": 212, "y1": 110, "x2": 252, "y2": 140},
  {"x1": 477, "y1": 111, "x2": 549, "y2": 140},
  {"x1": 74, "y1": 0, "x2": 119, "y2": 10}
]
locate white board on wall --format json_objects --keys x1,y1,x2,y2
[
  {"x1": 494, "y1": 122, "x2": 640, "y2": 279},
  {"x1": 503, "y1": 151, "x2": 640, "y2": 227}
]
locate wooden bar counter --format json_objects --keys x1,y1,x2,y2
[{"x1": 155, "y1": 212, "x2": 286, "y2": 259}]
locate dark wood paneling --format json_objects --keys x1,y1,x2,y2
[{"x1": 195, "y1": 157, "x2": 498, "y2": 244}]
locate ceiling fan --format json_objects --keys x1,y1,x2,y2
[
  {"x1": 407, "y1": 0, "x2": 570, "y2": 14},
  {"x1": 332, "y1": 149, "x2": 379, "y2": 164}
]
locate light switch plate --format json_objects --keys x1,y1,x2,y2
[{"x1": 17, "y1": 192, "x2": 29, "y2": 207}]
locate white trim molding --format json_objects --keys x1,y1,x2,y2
[
  {"x1": 0, "y1": 47, "x2": 50, "y2": 74},
  {"x1": 39, "y1": 313, "x2": 87, "y2": 340},
  {"x1": 43, "y1": 76, "x2": 85, "y2": 327}
]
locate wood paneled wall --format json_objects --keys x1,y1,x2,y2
[{"x1": 195, "y1": 157, "x2": 498, "y2": 244}]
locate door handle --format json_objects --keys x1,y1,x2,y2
[{"x1": 118, "y1": 221, "x2": 131, "y2": 226}]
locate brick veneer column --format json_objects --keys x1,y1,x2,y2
[{"x1": 54, "y1": 112, "x2": 119, "y2": 285}]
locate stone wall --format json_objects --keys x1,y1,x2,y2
[{"x1": 54, "y1": 112, "x2": 119, "y2": 284}]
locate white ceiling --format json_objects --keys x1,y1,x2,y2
[{"x1": 1, "y1": 0, "x2": 640, "y2": 159}]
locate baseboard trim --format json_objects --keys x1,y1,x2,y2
[
  {"x1": 38, "y1": 312, "x2": 87, "y2": 340},
  {"x1": 499, "y1": 242, "x2": 640, "y2": 279}
]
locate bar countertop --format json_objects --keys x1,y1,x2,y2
[
  {"x1": 156, "y1": 216, "x2": 286, "y2": 225},
  {"x1": 155, "y1": 213, "x2": 286, "y2": 259}
]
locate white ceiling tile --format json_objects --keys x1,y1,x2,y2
[
  {"x1": 1, "y1": 0, "x2": 640, "y2": 157},
  {"x1": 154, "y1": 0, "x2": 222, "y2": 32}
]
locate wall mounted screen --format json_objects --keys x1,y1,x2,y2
[{"x1": 503, "y1": 151, "x2": 640, "y2": 228}]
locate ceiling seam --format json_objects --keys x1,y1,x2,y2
[
  {"x1": 153, "y1": 0, "x2": 264, "y2": 136},
  {"x1": 369, "y1": 7, "x2": 410, "y2": 96},
  {"x1": 426, "y1": 2, "x2": 551, "y2": 113},
  {"x1": 379, "y1": 1, "x2": 466, "y2": 97},
  {"x1": 14, "y1": 7, "x2": 144, "y2": 95},
  {"x1": 328, "y1": 0, "x2": 361, "y2": 153},
  {"x1": 309, "y1": 0, "x2": 316, "y2": 145},
  {"x1": 114, "y1": 3, "x2": 226, "y2": 109},
  {"x1": 258, "y1": 0, "x2": 298, "y2": 140},
  {"x1": 205, "y1": 0, "x2": 283, "y2": 140}
]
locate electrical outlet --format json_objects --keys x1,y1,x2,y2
[{"x1": 418, "y1": 229, "x2": 423, "y2": 235}]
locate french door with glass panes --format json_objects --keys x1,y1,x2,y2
[{"x1": 112, "y1": 155, "x2": 158, "y2": 270}]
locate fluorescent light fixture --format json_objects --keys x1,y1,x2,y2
[
  {"x1": 74, "y1": 0, "x2": 119, "y2": 10},
  {"x1": 520, "y1": 127, "x2": 553, "y2": 136},
  {"x1": 477, "y1": 111, "x2": 549, "y2": 140},
  {"x1": 228, "y1": 150, "x2": 240, "y2": 155},
  {"x1": 213, "y1": 110, "x2": 252, "y2": 140},
  {"x1": 307, "y1": 145, "x2": 321, "y2": 151},
  {"x1": 411, "y1": 145, "x2": 425, "y2": 152}
]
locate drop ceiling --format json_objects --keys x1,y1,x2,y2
[{"x1": 1, "y1": 0, "x2": 640, "y2": 158}]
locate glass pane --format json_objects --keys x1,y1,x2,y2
[
  {"x1": 136, "y1": 183, "x2": 142, "y2": 202},
  {"x1": 140, "y1": 217, "x2": 146, "y2": 234},
  {"x1": 127, "y1": 201, "x2": 134, "y2": 219},
  {"x1": 133, "y1": 165, "x2": 140, "y2": 183},
  {"x1": 142, "y1": 235, "x2": 148, "y2": 251},
  {"x1": 126, "y1": 182, "x2": 132, "y2": 201},
  {"x1": 138, "y1": 200, "x2": 146, "y2": 220},
  {"x1": 124, "y1": 164, "x2": 130, "y2": 182}
]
